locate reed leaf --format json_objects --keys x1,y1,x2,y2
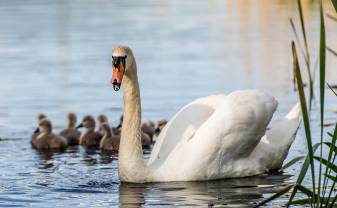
[
  {"x1": 327, "y1": 13, "x2": 337, "y2": 22},
  {"x1": 289, "y1": 198, "x2": 313, "y2": 205},
  {"x1": 292, "y1": 41, "x2": 316, "y2": 199},
  {"x1": 324, "y1": 173, "x2": 337, "y2": 182},
  {"x1": 327, "y1": 83, "x2": 337, "y2": 96},
  {"x1": 289, "y1": 18, "x2": 307, "y2": 66},
  {"x1": 318, "y1": 1, "x2": 326, "y2": 205},
  {"x1": 254, "y1": 185, "x2": 293, "y2": 207},
  {"x1": 331, "y1": 0, "x2": 337, "y2": 13},
  {"x1": 324, "y1": 142, "x2": 337, "y2": 155},
  {"x1": 324, "y1": 123, "x2": 337, "y2": 205},
  {"x1": 297, "y1": 0, "x2": 314, "y2": 108},
  {"x1": 279, "y1": 156, "x2": 305, "y2": 172},
  {"x1": 287, "y1": 143, "x2": 321, "y2": 207},
  {"x1": 314, "y1": 156, "x2": 337, "y2": 173},
  {"x1": 296, "y1": 184, "x2": 315, "y2": 198},
  {"x1": 290, "y1": 197, "x2": 334, "y2": 206},
  {"x1": 327, "y1": 47, "x2": 337, "y2": 57}
]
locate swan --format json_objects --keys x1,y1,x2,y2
[
  {"x1": 77, "y1": 115, "x2": 102, "y2": 146},
  {"x1": 33, "y1": 119, "x2": 68, "y2": 150},
  {"x1": 59, "y1": 112, "x2": 81, "y2": 145},
  {"x1": 110, "y1": 45, "x2": 301, "y2": 183}
]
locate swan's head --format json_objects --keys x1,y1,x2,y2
[
  {"x1": 97, "y1": 114, "x2": 108, "y2": 125},
  {"x1": 67, "y1": 112, "x2": 77, "y2": 128},
  {"x1": 76, "y1": 115, "x2": 96, "y2": 129},
  {"x1": 38, "y1": 118, "x2": 52, "y2": 134},
  {"x1": 111, "y1": 45, "x2": 134, "y2": 91}
]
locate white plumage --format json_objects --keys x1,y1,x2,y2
[{"x1": 112, "y1": 45, "x2": 301, "y2": 183}]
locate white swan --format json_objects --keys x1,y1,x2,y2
[{"x1": 111, "y1": 45, "x2": 301, "y2": 183}]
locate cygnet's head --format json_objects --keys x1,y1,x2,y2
[
  {"x1": 100, "y1": 123, "x2": 112, "y2": 136},
  {"x1": 77, "y1": 115, "x2": 95, "y2": 129},
  {"x1": 38, "y1": 118, "x2": 52, "y2": 134},
  {"x1": 97, "y1": 114, "x2": 108, "y2": 125},
  {"x1": 67, "y1": 112, "x2": 77, "y2": 128},
  {"x1": 111, "y1": 45, "x2": 135, "y2": 91},
  {"x1": 37, "y1": 113, "x2": 47, "y2": 123},
  {"x1": 155, "y1": 119, "x2": 168, "y2": 134}
]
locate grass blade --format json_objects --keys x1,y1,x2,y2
[
  {"x1": 279, "y1": 156, "x2": 305, "y2": 172},
  {"x1": 254, "y1": 185, "x2": 293, "y2": 207},
  {"x1": 324, "y1": 141, "x2": 337, "y2": 155},
  {"x1": 327, "y1": 47, "x2": 337, "y2": 57},
  {"x1": 331, "y1": 0, "x2": 337, "y2": 13},
  {"x1": 314, "y1": 156, "x2": 337, "y2": 173},
  {"x1": 290, "y1": 198, "x2": 313, "y2": 205},
  {"x1": 328, "y1": 83, "x2": 337, "y2": 96},
  {"x1": 291, "y1": 41, "x2": 316, "y2": 202},
  {"x1": 324, "y1": 173, "x2": 337, "y2": 182},
  {"x1": 327, "y1": 13, "x2": 337, "y2": 22},
  {"x1": 324, "y1": 124, "x2": 337, "y2": 204},
  {"x1": 289, "y1": 18, "x2": 308, "y2": 66},
  {"x1": 296, "y1": 184, "x2": 316, "y2": 198},
  {"x1": 297, "y1": 0, "x2": 314, "y2": 109},
  {"x1": 318, "y1": 1, "x2": 326, "y2": 205},
  {"x1": 287, "y1": 143, "x2": 321, "y2": 207}
]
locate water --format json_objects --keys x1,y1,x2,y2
[{"x1": 0, "y1": 0, "x2": 336, "y2": 207}]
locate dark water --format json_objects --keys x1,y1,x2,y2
[{"x1": 0, "y1": 0, "x2": 336, "y2": 207}]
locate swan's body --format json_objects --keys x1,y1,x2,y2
[{"x1": 111, "y1": 45, "x2": 301, "y2": 183}]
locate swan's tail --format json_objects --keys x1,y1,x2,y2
[
  {"x1": 250, "y1": 102, "x2": 302, "y2": 170},
  {"x1": 286, "y1": 102, "x2": 301, "y2": 120}
]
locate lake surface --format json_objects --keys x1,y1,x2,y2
[{"x1": 0, "y1": 0, "x2": 336, "y2": 207}]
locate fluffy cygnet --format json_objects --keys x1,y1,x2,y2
[
  {"x1": 33, "y1": 118, "x2": 68, "y2": 150},
  {"x1": 153, "y1": 119, "x2": 168, "y2": 142},
  {"x1": 141, "y1": 120, "x2": 155, "y2": 141},
  {"x1": 99, "y1": 123, "x2": 120, "y2": 151},
  {"x1": 77, "y1": 115, "x2": 102, "y2": 147},
  {"x1": 59, "y1": 112, "x2": 81, "y2": 145},
  {"x1": 31, "y1": 113, "x2": 47, "y2": 146}
]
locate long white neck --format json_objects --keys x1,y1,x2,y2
[{"x1": 118, "y1": 60, "x2": 149, "y2": 183}]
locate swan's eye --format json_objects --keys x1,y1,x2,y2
[{"x1": 112, "y1": 56, "x2": 127, "y2": 70}]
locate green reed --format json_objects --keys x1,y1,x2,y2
[{"x1": 255, "y1": 0, "x2": 337, "y2": 207}]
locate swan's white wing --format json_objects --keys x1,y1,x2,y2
[
  {"x1": 148, "y1": 94, "x2": 227, "y2": 165},
  {"x1": 249, "y1": 102, "x2": 301, "y2": 170},
  {"x1": 150, "y1": 90, "x2": 278, "y2": 181}
]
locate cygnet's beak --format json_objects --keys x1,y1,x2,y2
[
  {"x1": 34, "y1": 127, "x2": 39, "y2": 134},
  {"x1": 111, "y1": 56, "x2": 126, "y2": 91},
  {"x1": 76, "y1": 123, "x2": 83, "y2": 129},
  {"x1": 154, "y1": 127, "x2": 161, "y2": 134}
]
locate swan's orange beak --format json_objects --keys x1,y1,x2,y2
[{"x1": 111, "y1": 61, "x2": 125, "y2": 91}]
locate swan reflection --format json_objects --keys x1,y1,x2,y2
[{"x1": 119, "y1": 174, "x2": 290, "y2": 207}]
